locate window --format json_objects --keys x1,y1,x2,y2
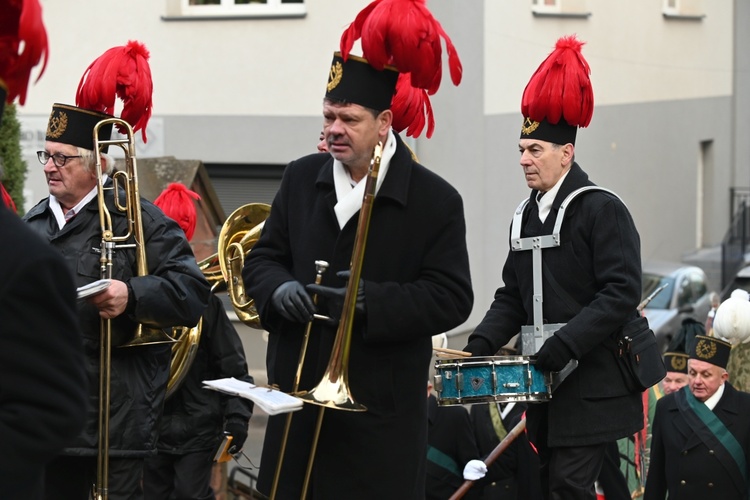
[
  {"x1": 662, "y1": 0, "x2": 705, "y2": 20},
  {"x1": 531, "y1": 0, "x2": 590, "y2": 19},
  {"x1": 165, "y1": 0, "x2": 305, "y2": 20}
]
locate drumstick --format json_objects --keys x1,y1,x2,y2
[
  {"x1": 432, "y1": 346, "x2": 472, "y2": 358},
  {"x1": 449, "y1": 418, "x2": 527, "y2": 500}
]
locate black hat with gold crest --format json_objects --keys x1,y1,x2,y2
[
  {"x1": 45, "y1": 40, "x2": 153, "y2": 152},
  {"x1": 663, "y1": 352, "x2": 688, "y2": 374},
  {"x1": 520, "y1": 35, "x2": 594, "y2": 146},
  {"x1": 325, "y1": 53, "x2": 398, "y2": 113},
  {"x1": 326, "y1": 0, "x2": 463, "y2": 138},
  {"x1": 690, "y1": 334, "x2": 732, "y2": 369}
]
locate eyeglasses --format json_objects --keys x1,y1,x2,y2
[{"x1": 37, "y1": 151, "x2": 82, "y2": 168}]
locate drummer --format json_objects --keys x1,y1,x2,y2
[{"x1": 462, "y1": 35, "x2": 644, "y2": 500}]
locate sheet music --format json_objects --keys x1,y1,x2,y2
[
  {"x1": 202, "y1": 377, "x2": 304, "y2": 416},
  {"x1": 77, "y1": 279, "x2": 111, "y2": 300}
]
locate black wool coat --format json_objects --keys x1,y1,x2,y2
[
  {"x1": 23, "y1": 182, "x2": 210, "y2": 457},
  {"x1": 0, "y1": 204, "x2": 88, "y2": 500},
  {"x1": 468, "y1": 163, "x2": 643, "y2": 447},
  {"x1": 243, "y1": 132, "x2": 473, "y2": 500},
  {"x1": 645, "y1": 384, "x2": 750, "y2": 500}
]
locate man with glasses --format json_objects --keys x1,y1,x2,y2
[{"x1": 22, "y1": 42, "x2": 209, "y2": 500}]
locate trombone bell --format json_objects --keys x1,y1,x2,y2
[{"x1": 295, "y1": 373, "x2": 367, "y2": 412}]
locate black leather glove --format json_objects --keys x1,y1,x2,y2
[
  {"x1": 534, "y1": 335, "x2": 574, "y2": 372},
  {"x1": 224, "y1": 420, "x2": 248, "y2": 455},
  {"x1": 306, "y1": 270, "x2": 366, "y2": 326},
  {"x1": 271, "y1": 281, "x2": 315, "y2": 323},
  {"x1": 463, "y1": 337, "x2": 492, "y2": 357}
]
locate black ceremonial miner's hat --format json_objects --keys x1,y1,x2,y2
[
  {"x1": 325, "y1": 52, "x2": 398, "y2": 113},
  {"x1": 689, "y1": 335, "x2": 732, "y2": 369},
  {"x1": 663, "y1": 352, "x2": 688, "y2": 374}
]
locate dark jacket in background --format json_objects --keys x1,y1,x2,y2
[
  {"x1": 426, "y1": 394, "x2": 481, "y2": 500},
  {"x1": 23, "y1": 181, "x2": 210, "y2": 457},
  {"x1": 0, "y1": 203, "x2": 88, "y2": 499},
  {"x1": 470, "y1": 402, "x2": 543, "y2": 500},
  {"x1": 156, "y1": 293, "x2": 254, "y2": 454}
]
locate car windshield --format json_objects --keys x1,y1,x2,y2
[{"x1": 641, "y1": 273, "x2": 675, "y2": 309}]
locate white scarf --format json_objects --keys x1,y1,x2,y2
[{"x1": 332, "y1": 129, "x2": 396, "y2": 229}]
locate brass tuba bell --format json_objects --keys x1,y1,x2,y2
[{"x1": 197, "y1": 203, "x2": 271, "y2": 327}]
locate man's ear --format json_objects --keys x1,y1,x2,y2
[
  {"x1": 377, "y1": 109, "x2": 393, "y2": 136},
  {"x1": 561, "y1": 143, "x2": 575, "y2": 165}
]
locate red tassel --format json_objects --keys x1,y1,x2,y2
[
  {"x1": 153, "y1": 183, "x2": 201, "y2": 241},
  {"x1": 0, "y1": 0, "x2": 49, "y2": 105},
  {"x1": 391, "y1": 73, "x2": 434, "y2": 139},
  {"x1": 521, "y1": 35, "x2": 593, "y2": 128},
  {"x1": 340, "y1": 0, "x2": 462, "y2": 95},
  {"x1": 76, "y1": 40, "x2": 153, "y2": 142}
]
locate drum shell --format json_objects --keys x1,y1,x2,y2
[{"x1": 433, "y1": 355, "x2": 550, "y2": 405}]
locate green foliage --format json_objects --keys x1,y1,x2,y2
[{"x1": 0, "y1": 103, "x2": 28, "y2": 211}]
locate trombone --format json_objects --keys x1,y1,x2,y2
[
  {"x1": 289, "y1": 142, "x2": 383, "y2": 499},
  {"x1": 92, "y1": 118, "x2": 176, "y2": 500}
]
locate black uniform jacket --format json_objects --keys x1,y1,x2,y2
[
  {"x1": 426, "y1": 394, "x2": 481, "y2": 500},
  {"x1": 0, "y1": 204, "x2": 88, "y2": 499},
  {"x1": 468, "y1": 163, "x2": 643, "y2": 447},
  {"x1": 470, "y1": 402, "x2": 543, "y2": 500},
  {"x1": 645, "y1": 383, "x2": 750, "y2": 500},
  {"x1": 156, "y1": 293, "x2": 254, "y2": 454},
  {"x1": 23, "y1": 181, "x2": 210, "y2": 457},
  {"x1": 243, "y1": 132, "x2": 473, "y2": 499}
]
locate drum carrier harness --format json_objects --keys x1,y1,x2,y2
[{"x1": 512, "y1": 185, "x2": 624, "y2": 389}]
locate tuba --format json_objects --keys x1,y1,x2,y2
[
  {"x1": 166, "y1": 202, "x2": 271, "y2": 398},
  {"x1": 93, "y1": 118, "x2": 177, "y2": 500}
]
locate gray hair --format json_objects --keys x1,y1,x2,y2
[{"x1": 79, "y1": 148, "x2": 115, "y2": 176}]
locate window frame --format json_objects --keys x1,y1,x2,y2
[
  {"x1": 171, "y1": 0, "x2": 306, "y2": 20},
  {"x1": 531, "y1": 0, "x2": 562, "y2": 15}
]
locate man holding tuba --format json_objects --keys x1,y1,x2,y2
[
  {"x1": 242, "y1": 2, "x2": 472, "y2": 498},
  {"x1": 23, "y1": 42, "x2": 210, "y2": 500}
]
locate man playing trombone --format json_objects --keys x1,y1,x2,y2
[
  {"x1": 242, "y1": 3, "x2": 472, "y2": 498},
  {"x1": 23, "y1": 42, "x2": 210, "y2": 500}
]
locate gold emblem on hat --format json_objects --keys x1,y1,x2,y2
[
  {"x1": 670, "y1": 355, "x2": 686, "y2": 371},
  {"x1": 521, "y1": 117, "x2": 540, "y2": 135},
  {"x1": 327, "y1": 61, "x2": 343, "y2": 92},
  {"x1": 695, "y1": 339, "x2": 717, "y2": 360},
  {"x1": 47, "y1": 110, "x2": 67, "y2": 139}
]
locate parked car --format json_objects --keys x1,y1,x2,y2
[
  {"x1": 721, "y1": 264, "x2": 750, "y2": 301},
  {"x1": 640, "y1": 261, "x2": 713, "y2": 352}
]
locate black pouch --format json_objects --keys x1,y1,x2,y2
[{"x1": 613, "y1": 316, "x2": 667, "y2": 392}]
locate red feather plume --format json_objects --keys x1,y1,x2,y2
[
  {"x1": 76, "y1": 40, "x2": 153, "y2": 142},
  {"x1": 340, "y1": 0, "x2": 462, "y2": 95},
  {"x1": 153, "y1": 183, "x2": 201, "y2": 242},
  {"x1": 1, "y1": 181, "x2": 17, "y2": 213},
  {"x1": 391, "y1": 73, "x2": 434, "y2": 138},
  {"x1": 521, "y1": 35, "x2": 593, "y2": 128},
  {"x1": 0, "y1": 0, "x2": 49, "y2": 105}
]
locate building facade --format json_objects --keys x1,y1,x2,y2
[{"x1": 19, "y1": 0, "x2": 749, "y2": 331}]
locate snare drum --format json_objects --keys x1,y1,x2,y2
[{"x1": 433, "y1": 355, "x2": 551, "y2": 406}]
